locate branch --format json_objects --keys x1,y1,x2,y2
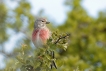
[{"x1": 54, "y1": 33, "x2": 70, "y2": 44}]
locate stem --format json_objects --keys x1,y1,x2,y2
[{"x1": 54, "y1": 33, "x2": 70, "y2": 44}]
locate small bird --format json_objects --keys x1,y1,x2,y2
[{"x1": 32, "y1": 18, "x2": 50, "y2": 48}]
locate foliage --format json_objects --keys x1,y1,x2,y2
[
  {"x1": 2, "y1": 31, "x2": 70, "y2": 71},
  {"x1": 59, "y1": 0, "x2": 106, "y2": 71},
  {"x1": 0, "y1": 0, "x2": 106, "y2": 71},
  {"x1": 0, "y1": 2, "x2": 8, "y2": 45}
]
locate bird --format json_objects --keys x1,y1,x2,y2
[{"x1": 32, "y1": 18, "x2": 50, "y2": 48}]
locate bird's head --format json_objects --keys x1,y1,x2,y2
[{"x1": 34, "y1": 18, "x2": 50, "y2": 29}]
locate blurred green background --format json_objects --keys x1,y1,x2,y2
[{"x1": 0, "y1": 0, "x2": 106, "y2": 71}]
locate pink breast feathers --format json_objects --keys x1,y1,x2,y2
[
  {"x1": 39, "y1": 28, "x2": 50, "y2": 43},
  {"x1": 32, "y1": 28, "x2": 50, "y2": 44}
]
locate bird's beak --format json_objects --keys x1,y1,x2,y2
[{"x1": 46, "y1": 22, "x2": 50, "y2": 24}]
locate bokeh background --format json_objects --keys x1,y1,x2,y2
[{"x1": 0, "y1": 0, "x2": 106, "y2": 71}]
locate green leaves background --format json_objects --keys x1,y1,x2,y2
[{"x1": 0, "y1": 0, "x2": 106, "y2": 71}]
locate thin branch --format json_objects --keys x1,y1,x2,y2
[{"x1": 54, "y1": 33, "x2": 70, "y2": 44}]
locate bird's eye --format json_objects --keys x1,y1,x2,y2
[{"x1": 42, "y1": 21, "x2": 44, "y2": 22}]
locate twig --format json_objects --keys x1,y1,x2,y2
[
  {"x1": 51, "y1": 51, "x2": 55, "y2": 59},
  {"x1": 54, "y1": 33, "x2": 70, "y2": 44},
  {"x1": 51, "y1": 60, "x2": 57, "y2": 69}
]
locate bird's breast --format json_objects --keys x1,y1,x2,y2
[{"x1": 32, "y1": 28, "x2": 50, "y2": 47}]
